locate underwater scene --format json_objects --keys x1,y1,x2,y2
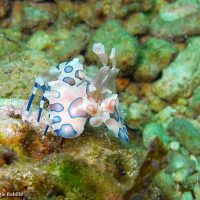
[{"x1": 0, "y1": 0, "x2": 200, "y2": 199}]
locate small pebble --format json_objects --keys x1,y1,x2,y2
[
  {"x1": 170, "y1": 141, "x2": 180, "y2": 151},
  {"x1": 181, "y1": 191, "x2": 194, "y2": 200}
]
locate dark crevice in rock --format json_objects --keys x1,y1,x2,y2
[
  {"x1": 0, "y1": 144, "x2": 18, "y2": 165},
  {"x1": 123, "y1": 138, "x2": 168, "y2": 200}
]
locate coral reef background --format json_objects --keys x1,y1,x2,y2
[{"x1": 0, "y1": 0, "x2": 200, "y2": 199}]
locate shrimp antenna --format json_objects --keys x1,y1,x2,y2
[
  {"x1": 109, "y1": 47, "x2": 116, "y2": 67},
  {"x1": 93, "y1": 43, "x2": 108, "y2": 67}
]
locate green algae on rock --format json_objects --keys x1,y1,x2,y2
[
  {"x1": 119, "y1": 83, "x2": 139, "y2": 112},
  {"x1": 160, "y1": 0, "x2": 199, "y2": 21},
  {"x1": 194, "y1": 181, "x2": 200, "y2": 200},
  {"x1": 105, "y1": 0, "x2": 154, "y2": 19},
  {"x1": 143, "y1": 122, "x2": 170, "y2": 148},
  {"x1": 86, "y1": 20, "x2": 139, "y2": 74},
  {"x1": 151, "y1": 0, "x2": 169, "y2": 15},
  {"x1": 154, "y1": 170, "x2": 181, "y2": 200},
  {"x1": 173, "y1": 168, "x2": 189, "y2": 184},
  {"x1": 134, "y1": 37, "x2": 178, "y2": 82},
  {"x1": 27, "y1": 31, "x2": 53, "y2": 50},
  {"x1": 154, "y1": 106, "x2": 176, "y2": 125},
  {"x1": 11, "y1": 1, "x2": 58, "y2": 31},
  {"x1": 56, "y1": 0, "x2": 154, "y2": 29},
  {"x1": 186, "y1": 173, "x2": 199, "y2": 190},
  {"x1": 0, "y1": 28, "x2": 22, "y2": 58},
  {"x1": 148, "y1": 95, "x2": 167, "y2": 113},
  {"x1": 0, "y1": 98, "x2": 146, "y2": 200},
  {"x1": 153, "y1": 153, "x2": 197, "y2": 200},
  {"x1": 181, "y1": 192, "x2": 194, "y2": 200},
  {"x1": 0, "y1": 49, "x2": 56, "y2": 99},
  {"x1": 51, "y1": 29, "x2": 70, "y2": 41},
  {"x1": 48, "y1": 25, "x2": 90, "y2": 62},
  {"x1": 190, "y1": 85, "x2": 200, "y2": 116},
  {"x1": 55, "y1": 1, "x2": 81, "y2": 29},
  {"x1": 168, "y1": 118, "x2": 200, "y2": 155},
  {"x1": 153, "y1": 37, "x2": 200, "y2": 101},
  {"x1": 125, "y1": 102, "x2": 152, "y2": 129},
  {"x1": 27, "y1": 28, "x2": 85, "y2": 60},
  {"x1": 78, "y1": 1, "x2": 104, "y2": 28},
  {"x1": 22, "y1": 2, "x2": 57, "y2": 30},
  {"x1": 167, "y1": 150, "x2": 195, "y2": 173},
  {"x1": 124, "y1": 13, "x2": 149, "y2": 36},
  {"x1": 121, "y1": 0, "x2": 154, "y2": 13},
  {"x1": 151, "y1": 0, "x2": 200, "y2": 40}
]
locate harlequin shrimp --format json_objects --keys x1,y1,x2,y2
[{"x1": 23, "y1": 43, "x2": 129, "y2": 142}]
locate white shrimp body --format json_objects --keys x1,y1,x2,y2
[
  {"x1": 44, "y1": 58, "x2": 88, "y2": 138},
  {"x1": 24, "y1": 44, "x2": 129, "y2": 142}
]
